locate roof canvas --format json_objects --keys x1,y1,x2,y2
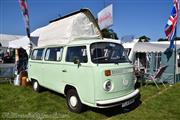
[{"x1": 38, "y1": 9, "x2": 102, "y2": 47}]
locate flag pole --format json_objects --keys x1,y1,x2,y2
[
  {"x1": 174, "y1": 27, "x2": 177, "y2": 84},
  {"x1": 174, "y1": 0, "x2": 179, "y2": 84},
  {"x1": 174, "y1": 1, "x2": 179, "y2": 84},
  {"x1": 28, "y1": 35, "x2": 32, "y2": 56}
]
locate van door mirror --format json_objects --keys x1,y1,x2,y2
[{"x1": 73, "y1": 58, "x2": 81, "y2": 67}]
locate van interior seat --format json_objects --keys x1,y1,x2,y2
[{"x1": 93, "y1": 48, "x2": 103, "y2": 58}]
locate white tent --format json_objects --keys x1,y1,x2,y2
[
  {"x1": 9, "y1": 26, "x2": 46, "y2": 48},
  {"x1": 123, "y1": 41, "x2": 180, "y2": 61},
  {"x1": 0, "y1": 34, "x2": 24, "y2": 47},
  {"x1": 8, "y1": 26, "x2": 46, "y2": 54}
]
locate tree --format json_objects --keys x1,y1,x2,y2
[
  {"x1": 101, "y1": 29, "x2": 118, "y2": 40},
  {"x1": 157, "y1": 38, "x2": 168, "y2": 41},
  {"x1": 139, "y1": 35, "x2": 150, "y2": 42},
  {"x1": 157, "y1": 37, "x2": 180, "y2": 41},
  {"x1": 175, "y1": 37, "x2": 180, "y2": 41}
]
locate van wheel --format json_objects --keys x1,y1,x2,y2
[
  {"x1": 66, "y1": 89, "x2": 84, "y2": 113},
  {"x1": 32, "y1": 80, "x2": 41, "y2": 92}
]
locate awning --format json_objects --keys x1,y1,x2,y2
[{"x1": 133, "y1": 42, "x2": 180, "y2": 53}]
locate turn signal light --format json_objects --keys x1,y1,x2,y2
[{"x1": 105, "y1": 70, "x2": 111, "y2": 76}]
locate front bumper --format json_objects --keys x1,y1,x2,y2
[{"x1": 96, "y1": 89, "x2": 140, "y2": 108}]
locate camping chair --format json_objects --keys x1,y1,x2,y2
[
  {"x1": 0, "y1": 64, "x2": 15, "y2": 84},
  {"x1": 144, "y1": 65, "x2": 168, "y2": 89}
]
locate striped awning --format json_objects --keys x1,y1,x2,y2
[{"x1": 133, "y1": 42, "x2": 180, "y2": 53}]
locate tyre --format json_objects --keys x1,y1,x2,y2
[
  {"x1": 66, "y1": 89, "x2": 85, "y2": 113},
  {"x1": 32, "y1": 80, "x2": 42, "y2": 92}
]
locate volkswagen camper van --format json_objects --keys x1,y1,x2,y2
[{"x1": 28, "y1": 39, "x2": 140, "y2": 113}]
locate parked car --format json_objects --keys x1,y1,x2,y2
[{"x1": 28, "y1": 39, "x2": 140, "y2": 113}]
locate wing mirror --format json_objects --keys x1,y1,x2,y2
[{"x1": 73, "y1": 58, "x2": 81, "y2": 68}]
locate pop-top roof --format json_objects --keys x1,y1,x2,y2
[{"x1": 38, "y1": 9, "x2": 102, "y2": 47}]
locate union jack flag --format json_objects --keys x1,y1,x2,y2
[
  {"x1": 18, "y1": 0, "x2": 30, "y2": 38},
  {"x1": 165, "y1": 0, "x2": 179, "y2": 49}
]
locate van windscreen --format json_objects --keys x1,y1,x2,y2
[{"x1": 90, "y1": 42, "x2": 129, "y2": 64}]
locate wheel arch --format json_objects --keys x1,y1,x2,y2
[
  {"x1": 64, "y1": 84, "x2": 95, "y2": 107},
  {"x1": 30, "y1": 78, "x2": 36, "y2": 85},
  {"x1": 30, "y1": 78, "x2": 43, "y2": 85},
  {"x1": 64, "y1": 85, "x2": 77, "y2": 96}
]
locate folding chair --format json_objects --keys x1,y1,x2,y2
[{"x1": 144, "y1": 65, "x2": 168, "y2": 89}]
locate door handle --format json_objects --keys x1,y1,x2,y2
[{"x1": 62, "y1": 70, "x2": 67, "y2": 72}]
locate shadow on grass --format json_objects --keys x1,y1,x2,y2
[
  {"x1": 87, "y1": 98, "x2": 141, "y2": 117},
  {"x1": 40, "y1": 86, "x2": 66, "y2": 98},
  {"x1": 34, "y1": 85, "x2": 141, "y2": 116}
]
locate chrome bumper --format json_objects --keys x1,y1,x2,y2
[{"x1": 96, "y1": 89, "x2": 140, "y2": 108}]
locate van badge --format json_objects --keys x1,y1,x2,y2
[{"x1": 123, "y1": 79, "x2": 128, "y2": 86}]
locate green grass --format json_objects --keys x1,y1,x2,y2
[{"x1": 0, "y1": 82, "x2": 180, "y2": 120}]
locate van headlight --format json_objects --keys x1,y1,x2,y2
[{"x1": 103, "y1": 80, "x2": 113, "y2": 91}]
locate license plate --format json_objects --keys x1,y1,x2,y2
[{"x1": 121, "y1": 99, "x2": 135, "y2": 107}]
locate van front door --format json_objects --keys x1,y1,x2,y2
[{"x1": 63, "y1": 46, "x2": 95, "y2": 105}]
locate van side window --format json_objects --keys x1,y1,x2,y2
[
  {"x1": 45, "y1": 47, "x2": 63, "y2": 61},
  {"x1": 66, "y1": 46, "x2": 87, "y2": 63},
  {"x1": 31, "y1": 48, "x2": 44, "y2": 60}
]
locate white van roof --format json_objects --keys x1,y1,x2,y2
[{"x1": 33, "y1": 38, "x2": 121, "y2": 49}]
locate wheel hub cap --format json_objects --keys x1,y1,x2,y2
[
  {"x1": 70, "y1": 96, "x2": 78, "y2": 107},
  {"x1": 34, "y1": 82, "x2": 38, "y2": 90}
]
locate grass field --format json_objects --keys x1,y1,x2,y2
[{"x1": 0, "y1": 82, "x2": 180, "y2": 120}]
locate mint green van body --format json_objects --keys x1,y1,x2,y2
[{"x1": 28, "y1": 39, "x2": 139, "y2": 112}]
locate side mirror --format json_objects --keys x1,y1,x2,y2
[{"x1": 73, "y1": 58, "x2": 81, "y2": 68}]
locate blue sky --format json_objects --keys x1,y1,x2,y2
[{"x1": 0, "y1": 0, "x2": 179, "y2": 41}]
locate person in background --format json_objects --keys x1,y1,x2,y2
[
  {"x1": 17, "y1": 48, "x2": 28, "y2": 74},
  {"x1": 3, "y1": 52, "x2": 12, "y2": 63}
]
